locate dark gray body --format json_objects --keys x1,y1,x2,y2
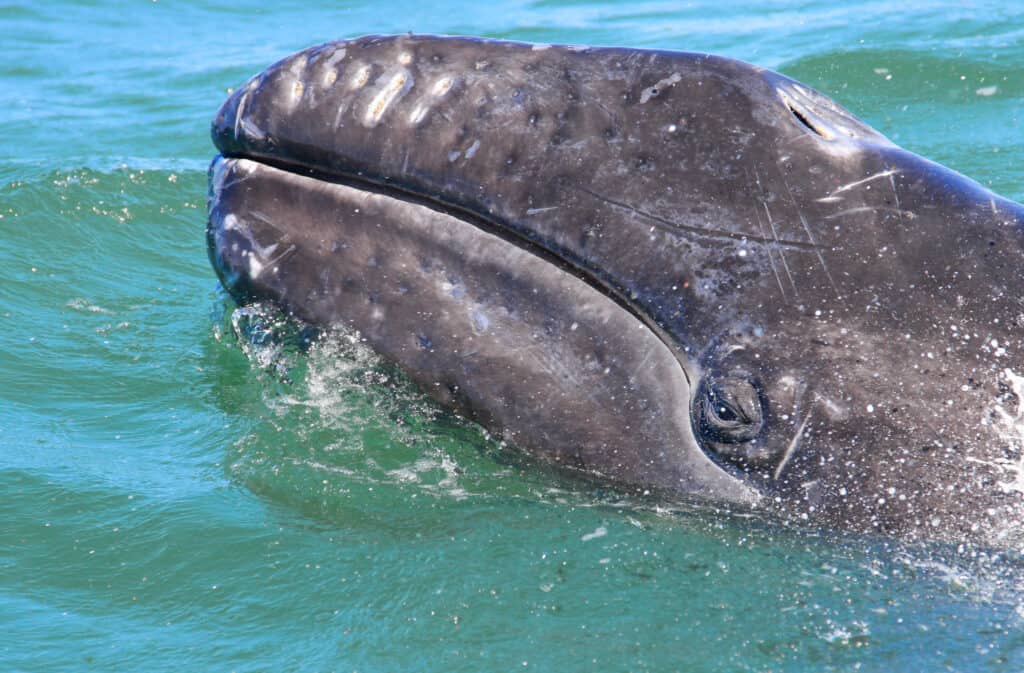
[{"x1": 208, "y1": 35, "x2": 1024, "y2": 544}]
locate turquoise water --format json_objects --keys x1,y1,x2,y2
[{"x1": 3, "y1": 1, "x2": 1024, "y2": 671}]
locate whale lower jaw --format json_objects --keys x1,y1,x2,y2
[{"x1": 207, "y1": 154, "x2": 762, "y2": 507}]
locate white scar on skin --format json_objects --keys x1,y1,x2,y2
[
  {"x1": 432, "y1": 76, "x2": 453, "y2": 96},
  {"x1": 364, "y1": 69, "x2": 413, "y2": 127},
  {"x1": 774, "y1": 412, "x2": 812, "y2": 480},
  {"x1": 640, "y1": 73, "x2": 681, "y2": 103},
  {"x1": 408, "y1": 76, "x2": 455, "y2": 125},
  {"x1": 233, "y1": 87, "x2": 250, "y2": 139},
  {"x1": 321, "y1": 48, "x2": 347, "y2": 87},
  {"x1": 408, "y1": 104, "x2": 428, "y2": 125},
  {"x1": 350, "y1": 65, "x2": 371, "y2": 89},
  {"x1": 824, "y1": 169, "x2": 898, "y2": 198}
]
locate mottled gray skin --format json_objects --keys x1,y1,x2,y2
[{"x1": 208, "y1": 34, "x2": 1024, "y2": 544}]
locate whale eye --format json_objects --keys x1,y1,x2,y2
[{"x1": 698, "y1": 374, "x2": 764, "y2": 443}]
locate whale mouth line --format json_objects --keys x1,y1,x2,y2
[{"x1": 220, "y1": 151, "x2": 694, "y2": 383}]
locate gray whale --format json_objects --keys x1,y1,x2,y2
[{"x1": 208, "y1": 35, "x2": 1024, "y2": 544}]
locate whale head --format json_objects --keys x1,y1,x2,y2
[{"x1": 208, "y1": 35, "x2": 1024, "y2": 544}]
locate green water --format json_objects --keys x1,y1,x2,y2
[{"x1": 3, "y1": 1, "x2": 1024, "y2": 671}]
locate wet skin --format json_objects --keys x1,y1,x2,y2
[{"x1": 208, "y1": 35, "x2": 1024, "y2": 544}]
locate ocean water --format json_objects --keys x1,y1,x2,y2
[{"x1": 3, "y1": 1, "x2": 1024, "y2": 671}]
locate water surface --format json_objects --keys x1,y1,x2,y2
[{"x1": 3, "y1": 1, "x2": 1024, "y2": 671}]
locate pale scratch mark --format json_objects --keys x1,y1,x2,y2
[
  {"x1": 320, "y1": 267, "x2": 332, "y2": 295},
  {"x1": 762, "y1": 201, "x2": 800, "y2": 294},
  {"x1": 774, "y1": 412, "x2": 811, "y2": 480},
  {"x1": 408, "y1": 104, "x2": 427, "y2": 125},
  {"x1": 334, "y1": 101, "x2": 350, "y2": 129},
  {"x1": 239, "y1": 117, "x2": 266, "y2": 141},
  {"x1": 889, "y1": 170, "x2": 905, "y2": 226},
  {"x1": 889, "y1": 172, "x2": 902, "y2": 210},
  {"x1": 213, "y1": 172, "x2": 254, "y2": 196},
  {"x1": 815, "y1": 195, "x2": 843, "y2": 204},
  {"x1": 753, "y1": 203, "x2": 788, "y2": 301},
  {"x1": 830, "y1": 169, "x2": 897, "y2": 195},
  {"x1": 233, "y1": 87, "x2": 251, "y2": 139},
  {"x1": 247, "y1": 242, "x2": 297, "y2": 280},
  {"x1": 526, "y1": 206, "x2": 559, "y2": 215},
  {"x1": 824, "y1": 206, "x2": 916, "y2": 220},
  {"x1": 781, "y1": 131, "x2": 818, "y2": 147},
  {"x1": 781, "y1": 174, "x2": 841, "y2": 298},
  {"x1": 576, "y1": 186, "x2": 819, "y2": 250},
  {"x1": 593, "y1": 98, "x2": 620, "y2": 127},
  {"x1": 247, "y1": 209, "x2": 286, "y2": 232},
  {"x1": 630, "y1": 335, "x2": 659, "y2": 381},
  {"x1": 747, "y1": 169, "x2": 788, "y2": 301},
  {"x1": 264, "y1": 243, "x2": 298, "y2": 272}
]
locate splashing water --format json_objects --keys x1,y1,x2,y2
[{"x1": 972, "y1": 369, "x2": 1024, "y2": 497}]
